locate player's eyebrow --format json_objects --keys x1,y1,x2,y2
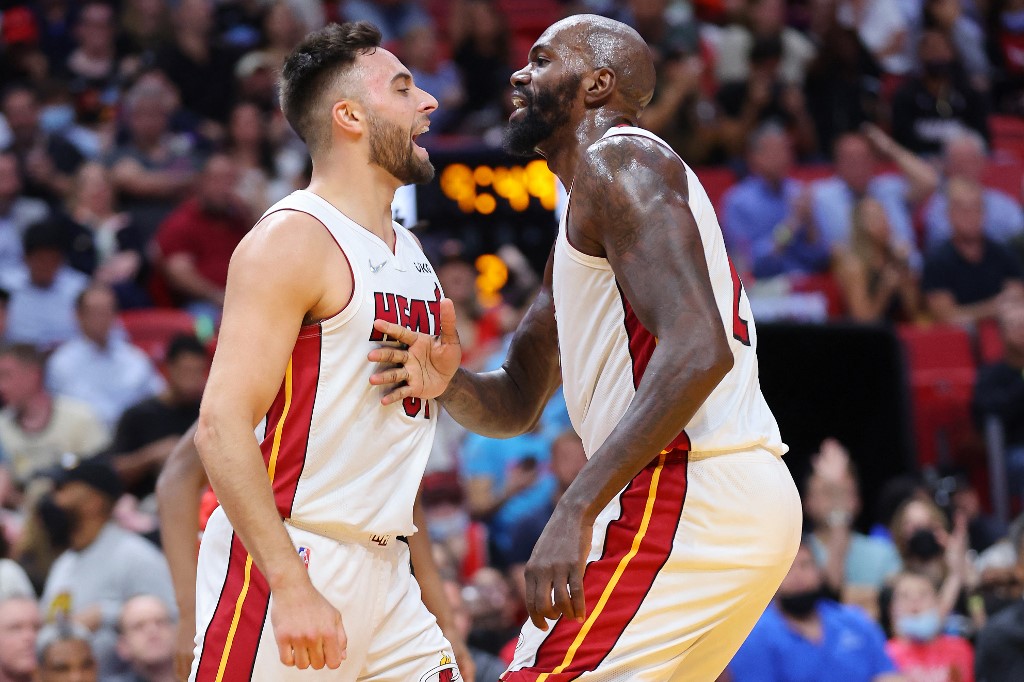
[
  {"x1": 390, "y1": 72, "x2": 413, "y2": 86},
  {"x1": 530, "y1": 43, "x2": 555, "y2": 59}
]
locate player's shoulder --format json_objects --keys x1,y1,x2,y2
[
  {"x1": 583, "y1": 129, "x2": 681, "y2": 173},
  {"x1": 578, "y1": 130, "x2": 687, "y2": 199}
]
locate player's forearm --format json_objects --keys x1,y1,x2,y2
[
  {"x1": 194, "y1": 412, "x2": 309, "y2": 591},
  {"x1": 558, "y1": 341, "x2": 732, "y2": 523},
  {"x1": 157, "y1": 424, "x2": 206, "y2": 618},
  {"x1": 409, "y1": 498, "x2": 455, "y2": 635},
  {"x1": 439, "y1": 367, "x2": 544, "y2": 438}
]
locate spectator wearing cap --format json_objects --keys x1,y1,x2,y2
[
  {"x1": 0, "y1": 152, "x2": 48, "y2": 276},
  {"x1": 0, "y1": 596, "x2": 42, "y2": 682},
  {"x1": 2, "y1": 219, "x2": 88, "y2": 349},
  {"x1": 0, "y1": 85, "x2": 84, "y2": 205},
  {"x1": 45, "y1": 285, "x2": 164, "y2": 429},
  {"x1": 975, "y1": 521, "x2": 1024, "y2": 681},
  {"x1": 109, "y1": 595, "x2": 175, "y2": 682},
  {"x1": 0, "y1": 344, "x2": 108, "y2": 486},
  {"x1": 39, "y1": 459, "x2": 175, "y2": 678},
  {"x1": 342, "y1": 0, "x2": 433, "y2": 45},
  {"x1": 34, "y1": 622, "x2": 96, "y2": 682}
]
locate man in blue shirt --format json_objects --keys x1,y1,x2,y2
[
  {"x1": 729, "y1": 536, "x2": 902, "y2": 682},
  {"x1": 721, "y1": 124, "x2": 829, "y2": 279}
]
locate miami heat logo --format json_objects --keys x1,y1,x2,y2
[{"x1": 417, "y1": 652, "x2": 460, "y2": 682}]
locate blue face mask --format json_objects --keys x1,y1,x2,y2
[
  {"x1": 897, "y1": 610, "x2": 942, "y2": 642},
  {"x1": 38, "y1": 104, "x2": 75, "y2": 133},
  {"x1": 427, "y1": 511, "x2": 469, "y2": 543}
]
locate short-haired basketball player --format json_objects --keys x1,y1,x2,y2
[
  {"x1": 191, "y1": 22, "x2": 464, "y2": 682},
  {"x1": 370, "y1": 14, "x2": 802, "y2": 681}
]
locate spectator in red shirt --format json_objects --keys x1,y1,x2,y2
[
  {"x1": 886, "y1": 570, "x2": 975, "y2": 682},
  {"x1": 153, "y1": 154, "x2": 251, "y2": 320}
]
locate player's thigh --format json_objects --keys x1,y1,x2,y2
[{"x1": 358, "y1": 543, "x2": 458, "y2": 682}]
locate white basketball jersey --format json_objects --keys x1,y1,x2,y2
[
  {"x1": 553, "y1": 127, "x2": 786, "y2": 458},
  {"x1": 254, "y1": 190, "x2": 443, "y2": 539}
]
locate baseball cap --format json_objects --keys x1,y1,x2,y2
[{"x1": 52, "y1": 458, "x2": 124, "y2": 501}]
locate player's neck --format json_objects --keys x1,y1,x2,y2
[
  {"x1": 307, "y1": 168, "x2": 399, "y2": 247},
  {"x1": 542, "y1": 111, "x2": 636, "y2": 189}
]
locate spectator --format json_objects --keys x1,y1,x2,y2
[
  {"x1": 721, "y1": 123, "x2": 829, "y2": 278},
  {"x1": 441, "y1": 580, "x2": 509, "y2": 682},
  {"x1": 0, "y1": 290, "x2": 7, "y2": 350},
  {"x1": 462, "y1": 567, "x2": 519, "y2": 657},
  {"x1": 922, "y1": 179, "x2": 1024, "y2": 325},
  {"x1": 110, "y1": 595, "x2": 175, "y2": 682},
  {"x1": 436, "y1": 256, "x2": 502, "y2": 369},
  {"x1": 0, "y1": 344, "x2": 109, "y2": 486},
  {"x1": 0, "y1": 85, "x2": 84, "y2": 204},
  {"x1": 835, "y1": 0, "x2": 912, "y2": 76},
  {"x1": 975, "y1": 522, "x2": 1024, "y2": 681},
  {"x1": 973, "y1": 301, "x2": 1024, "y2": 494},
  {"x1": 46, "y1": 285, "x2": 165, "y2": 429},
  {"x1": 119, "y1": 0, "x2": 173, "y2": 68},
  {"x1": 39, "y1": 459, "x2": 175, "y2": 678},
  {"x1": 804, "y1": 439, "x2": 902, "y2": 616},
  {"x1": 833, "y1": 197, "x2": 920, "y2": 323},
  {"x1": 991, "y1": 0, "x2": 1024, "y2": 116},
  {"x1": 891, "y1": 30, "x2": 990, "y2": 156},
  {"x1": 343, "y1": 0, "x2": 433, "y2": 45},
  {"x1": 34, "y1": 623, "x2": 96, "y2": 682},
  {"x1": 153, "y1": 153, "x2": 250, "y2": 319},
  {"x1": 260, "y1": 1, "x2": 309, "y2": 70},
  {"x1": 973, "y1": 535, "x2": 1020, "y2": 623},
  {"x1": 106, "y1": 335, "x2": 208, "y2": 500},
  {"x1": 715, "y1": 0, "x2": 817, "y2": 86},
  {"x1": 154, "y1": 0, "x2": 237, "y2": 131},
  {"x1": 2, "y1": 220, "x2": 88, "y2": 349},
  {"x1": 399, "y1": 25, "x2": 465, "y2": 134},
  {"x1": 450, "y1": 0, "x2": 512, "y2": 134},
  {"x1": 923, "y1": 132, "x2": 1024, "y2": 250},
  {"x1": 0, "y1": 152, "x2": 48, "y2": 276},
  {"x1": 60, "y1": 1, "x2": 120, "y2": 131},
  {"x1": 922, "y1": 0, "x2": 990, "y2": 91},
  {"x1": 717, "y1": 34, "x2": 818, "y2": 159},
  {"x1": 729, "y1": 535, "x2": 901, "y2": 682},
  {"x1": 106, "y1": 80, "x2": 200, "y2": 242},
  {"x1": 620, "y1": 0, "x2": 700, "y2": 61},
  {"x1": 886, "y1": 570, "x2": 975, "y2": 682},
  {"x1": 0, "y1": 597, "x2": 41, "y2": 682},
  {"x1": 58, "y1": 163, "x2": 148, "y2": 309},
  {"x1": 222, "y1": 101, "x2": 292, "y2": 218},
  {"x1": 231, "y1": 50, "x2": 279, "y2": 114},
  {"x1": 811, "y1": 127, "x2": 938, "y2": 260}
]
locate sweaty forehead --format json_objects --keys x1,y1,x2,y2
[{"x1": 357, "y1": 47, "x2": 408, "y2": 88}]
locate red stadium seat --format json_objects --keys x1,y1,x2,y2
[
  {"x1": 897, "y1": 324, "x2": 979, "y2": 469},
  {"x1": 790, "y1": 272, "x2": 847, "y2": 319},
  {"x1": 976, "y1": 318, "x2": 1005, "y2": 365},
  {"x1": 120, "y1": 309, "x2": 198, "y2": 363}
]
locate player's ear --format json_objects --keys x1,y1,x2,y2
[
  {"x1": 583, "y1": 67, "x2": 615, "y2": 107},
  {"x1": 332, "y1": 99, "x2": 364, "y2": 135}
]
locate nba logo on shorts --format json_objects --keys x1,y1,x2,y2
[
  {"x1": 297, "y1": 546, "x2": 311, "y2": 568},
  {"x1": 417, "y1": 653, "x2": 460, "y2": 682}
]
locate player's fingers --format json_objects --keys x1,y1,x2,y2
[
  {"x1": 438, "y1": 298, "x2": 460, "y2": 345},
  {"x1": 293, "y1": 643, "x2": 311, "y2": 670},
  {"x1": 368, "y1": 367, "x2": 408, "y2": 386},
  {"x1": 380, "y1": 384, "x2": 414, "y2": 406},
  {"x1": 337, "y1": 618, "x2": 348, "y2": 661},
  {"x1": 530, "y1": 571, "x2": 556, "y2": 631},
  {"x1": 523, "y1": 571, "x2": 545, "y2": 631},
  {"x1": 373, "y1": 319, "x2": 416, "y2": 343},
  {"x1": 307, "y1": 638, "x2": 326, "y2": 670},
  {"x1": 569, "y1": 566, "x2": 586, "y2": 623},
  {"x1": 277, "y1": 637, "x2": 295, "y2": 667},
  {"x1": 323, "y1": 628, "x2": 344, "y2": 669},
  {"x1": 552, "y1": 572, "x2": 574, "y2": 621},
  {"x1": 367, "y1": 347, "x2": 409, "y2": 364}
]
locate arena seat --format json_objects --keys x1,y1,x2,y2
[
  {"x1": 976, "y1": 318, "x2": 1005, "y2": 365},
  {"x1": 120, "y1": 308, "x2": 198, "y2": 363},
  {"x1": 897, "y1": 324, "x2": 979, "y2": 469}
]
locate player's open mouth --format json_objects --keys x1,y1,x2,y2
[
  {"x1": 412, "y1": 124, "x2": 429, "y2": 151},
  {"x1": 510, "y1": 93, "x2": 529, "y2": 121}
]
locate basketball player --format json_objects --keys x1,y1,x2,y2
[
  {"x1": 369, "y1": 14, "x2": 802, "y2": 681},
  {"x1": 190, "y1": 22, "x2": 464, "y2": 682}
]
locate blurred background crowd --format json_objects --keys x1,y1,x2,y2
[{"x1": 0, "y1": 0, "x2": 1024, "y2": 680}]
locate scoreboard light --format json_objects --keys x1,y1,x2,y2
[{"x1": 440, "y1": 159, "x2": 557, "y2": 214}]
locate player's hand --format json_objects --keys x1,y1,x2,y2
[
  {"x1": 270, "y1": 581, "x2": 347, "y2": 670},
  {"x1": 367, "y1": 298, "x2": 461, "y2": 405},
  {"x1": 524, "y1": 507, "x2": 593, "y2": 631},
  {"x1": 174, "y1": 615, "x2": 196, "y2": 680}
]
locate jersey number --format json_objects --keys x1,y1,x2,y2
[
  {"x1": 729, "y1": 258, "x2": 751, "y2": 347},
  {"x1": 403, "y1": 397, "x2": 431, "y2": 420}
]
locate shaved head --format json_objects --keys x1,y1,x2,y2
[{"x1": 539, "y1": 14, "x2": 656, "y2": 112}]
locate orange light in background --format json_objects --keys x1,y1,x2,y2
[
  {"x1": 475, "y1": 253, "x2": 508, "y2": 306},
  {"x1": 441, "y1": 161, "x2": 557, "y2": 214},
  {"x1": 474, "y1": 193, "x2": 497, "y2": 215},
  {"x1": 473, "y1": 165, "x2": 494, "y2": 187}
]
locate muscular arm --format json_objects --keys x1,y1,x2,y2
[
  {"x1": 196, "y1": 211, "x2": 348, "y2": 667},
  {"x1": 438, "y1": 252, "x2": 561, "y2": 438},
  {"x1": 558, "y1": 136, "x2": 733, "y2": 523}
]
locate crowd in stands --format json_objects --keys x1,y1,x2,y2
[{"x1": 0, "y1": 0, "x2": 1023, "y2": 680}]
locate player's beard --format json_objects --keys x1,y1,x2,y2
[
  {"x1": 367, "y1": 112, "x2": 435, "y2": 185},
  {"x1": 503, "y1": 72, "x2": 581, "y2": 157}
]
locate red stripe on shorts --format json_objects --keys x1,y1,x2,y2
[
  {"x1": 504, "y1": 451, "x2": 688, "y2": 681},
  {"x1": 194, "y1": 533, "x2": 271, "y2": 681}
]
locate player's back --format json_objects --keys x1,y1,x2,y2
[
  {"x1": 552, "y1": 126, "x2": 785, "y2": 459},
  {"x1": 254, "y1": 190, "x2": 444, "y2": 540}
]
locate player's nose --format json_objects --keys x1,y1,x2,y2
[
  {"x1": 417, "y1": 87, "x2": 438, "y2": 113},
  {"x1": 511, "y1": 66, "x2": 530, "y2": 87}
]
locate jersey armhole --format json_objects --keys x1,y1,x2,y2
[{"x1": 260, "y1": 208, "x2": 362, "y2": 332}]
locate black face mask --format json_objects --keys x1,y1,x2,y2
[
  {"x1": 906, "y1": 529, "x2": 944, "y2": 561},
  {"x1": 37, "y1": 496, "x2": 74, "y2": 550},
  {"x1": 778, "y1": 588, "x2": 822, "y2": 618}
]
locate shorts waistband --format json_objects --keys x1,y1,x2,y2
[{"x1": 284, "y1": 518, "x2": 407, "y2": 549}]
